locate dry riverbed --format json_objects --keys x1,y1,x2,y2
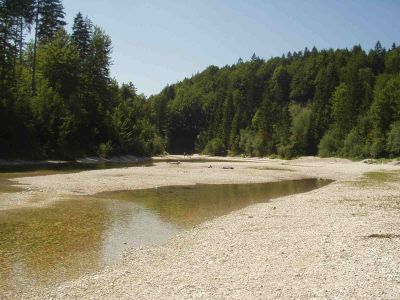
[{"x1": 2, "y1": 156, "x2": 400, "y2": 299}]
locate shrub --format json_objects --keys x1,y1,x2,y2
[
  {"x1": 387, "y1": 121, "x2": 400, "y2": 156},
  {"x1": 318, "y1": 130, "x2": 341, "y2": 157},
  {"x1": 239, "y1": 129, "x2": 256, "y2": 156},
  {"x1": 239, "y1": 128, "x2": 266, "y2": 156},
  {"x1": 277, "y1": 143, "x2": 295, "y2": 159},
  {"x1": 151, "y1": 135, "x2": 166, "y2": 155},
  {"x1": 370, "y1": 137, "x2": 386, "y2": 158},
  {"x1": 97, "y1": 141, "x2": 113, "y2": 158},
  {"x1": 286, "y1": 104, "x2": 312, "y2": 157},
  {"x1": 343, "y1": 129, "x2": 367, "y2": 158},
  {"x1": 203, "y1": 138, "x2": 226, "y2": 156}
]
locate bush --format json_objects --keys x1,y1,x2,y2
[
  {"x1": 343, "y1": 129, "x2": 367, "y2": 158},
  {"x1": 285, "y1": 103, "x2": 312, "y2": 158},
  {"x1": 318, "y1": 130, "x2": 341, "y2": 157},
  {"x1": 370, "y1": 137, "x2": 386, "y2": 158},
  {"x1": 387, "y1": 121, "x2": 400, "y2": 156},
  {"x1": 203, "y1": 138, "x2": 226, "y2": 156},
  {"x1": 239, "y1": 129, "x2": 256, "y2": 156},
  {"x1": 195, "y1": 131, "x2": 208, "y2": 153},
  {"x1": 239, "y1": 128, "x2": 266, "y2": 156},
  {"x1": 97, "y1": 141, "x2": 113, "y2": 158},
  {"x1": 277, "y1": 143, "x2": 295, "y2": 159},
  {"x1": 151, "y1": 135, "x2": 166, "y2": 155}
]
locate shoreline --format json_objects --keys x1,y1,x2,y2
[
  {"x1": 1, "y1": 156, "x2": 400, "y2": 212},
  {"x1": 0, "y1": 155, "x2": 149, "y2": 167}
]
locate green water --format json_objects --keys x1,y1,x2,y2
[{"x1": 0, "y1": 178, "x2": 331, "y2": 295}]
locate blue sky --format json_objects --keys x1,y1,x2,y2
[{"x1": 63, "y1": 0, "x2": 400, "y2": 96}]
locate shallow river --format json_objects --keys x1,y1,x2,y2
[{"x1": 0, "y1": 163, "x2": 331, "y2": 294}]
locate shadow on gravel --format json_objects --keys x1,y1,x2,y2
[{"x1": 364, "y1": 234, "x2": 400, "y2": 239}]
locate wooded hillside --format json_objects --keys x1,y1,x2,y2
[
  {"x1": 0, "y1": 0, "x2": 163, "y2": 159},
  {"x1": 150, "y1": 44, "x2": 400, "y2": 158}
]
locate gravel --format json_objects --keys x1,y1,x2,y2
[{"x1": 3, "y1": 156, "x2": 400, "y2": 299}]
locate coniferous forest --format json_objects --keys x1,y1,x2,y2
[
  {"x1": 0, "y1": 0, "x2": 163, "y2": 159},
  {"x1": 1, "y1": 0, "x2": 400, "y2": 160}
]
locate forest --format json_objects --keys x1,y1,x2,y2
[
  {"x1": 151, "y1": 45, "x2": 400, "y2": 159},
  {"x1": 1, "y1": 0, "x2": 400, "y2": 160},
  {"x1": 0, "y1": 0, "x2": 163, "y2": 159}
]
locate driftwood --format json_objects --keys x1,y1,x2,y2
[{"x1": 206, "y1": 165, "x2": 233, "y2": 169}]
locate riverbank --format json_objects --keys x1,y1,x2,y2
[
  {"x1": 1, "y1": 156, "x2": 398, "y2": 211},
  {"x1": 2, "y1": 156, "x2": 400, "y2": 299},
  {"x1": 0, "y1": 155, "x2": 148, "y2": 167}
]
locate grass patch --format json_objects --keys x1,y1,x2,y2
[
  {"x1": 351, "y1": 171, "x2": 400, "y2": 187},
  {"x1": 364, "y1": 171, "x2": 400, "y2": 183}
]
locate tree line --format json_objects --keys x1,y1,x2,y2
[
  {"x1": 1, "y1": 0, "x2": 399, "y2": 160},
  {"x1": 0, "y1": 0, "x2": 163, "y2": 159},
  {"x1": 150, "y1": 43, "x2": 400, "y2": 159}
]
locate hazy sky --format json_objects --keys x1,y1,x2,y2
[{"x1": 63, "y1": 0, "x2": 400, "y2": 96}]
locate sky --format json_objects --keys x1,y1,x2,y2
[{"x1": 63, "y1": 0, "x2": 400, "y2": 96}]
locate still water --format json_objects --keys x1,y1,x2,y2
[{"x1": 0, "y1": 172, "x2": 331, "y2": 294}]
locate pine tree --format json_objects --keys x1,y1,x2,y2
[
  {"x1": 37, "y1": 0, "x2": 65, "y2": 42},
  {"x1": 71, "y1": 12, "x2": 92, "y2": 60},
  {"x1": 0, "y1": 0, "x2": 34, "y2": 90},
  {"x1": 13, "y1": 0, "x2": 35, "y2": 62},
  {"x1": 32, "y1": 0, "x2": 66, "y2": 92}
]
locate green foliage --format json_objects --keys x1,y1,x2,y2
[
  {"x1": 343, "y1": 129, "x2": 367, "y2": 158},
  {"x1": 370, "y1": 75, "x2": 400, "y2": 134},
  {"x1": 97, "y1": 141, "x2": 113, "y2": 158},
  {"x1": 37, "y1": 29, "x2": 79, "y2": 99},
  {"x1": 151, "y1": 135, "x2": 166, "y2": 155},
  {"x1": 203, "y1": 138, "x2": 226, "y2": 156},
  {"x1": 0, "y1": 4, "x2": 165, "y2": 160},
  {"x1": 150, "y1": 43, "x2": 400, "y2": 160},
  {"x1": 71, "y1": 12, "x2": 92, "y2": 60},
  {"x1": 238, "y1": 129, "x2": 265, "y2": 157},
  {"x1": 387, "y1": 122, "x2": 400, "y2": 156},
  {"x1": 37, "y1": 0, "x2": 66, "y2": 42},
  {"x1": 370, "y1": 137, "x2": 386, "y2": 158},
  {"x1": 285, "y1": 103, "x2": 312, "y2": 157},
  {"x1": 331, "y1": 83, "x2": 354, "y2": 137},
  {"x1": 385, "y1": 48, "x2": 400, "y2": 74},
  {"x1": 318, "y1": 130, "x2": 341, "y2": 157}
]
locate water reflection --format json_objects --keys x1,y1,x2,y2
[
  {"x1": 100, "y1": 200, "x2": 178, "y2": 265},
  {"x1": 103, "y1": 179, "x2": 330, "y2": 228},
  {"x1": 0, "y1": 179, "x2": 331, "y2": 295}
]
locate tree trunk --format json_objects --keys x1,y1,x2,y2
[
  {"x1": 19, "y1": 16, "x2": 24, "y2": 64},
  {"x1": 32, "y1": 0, "x2": 40, "y2": 94}
]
